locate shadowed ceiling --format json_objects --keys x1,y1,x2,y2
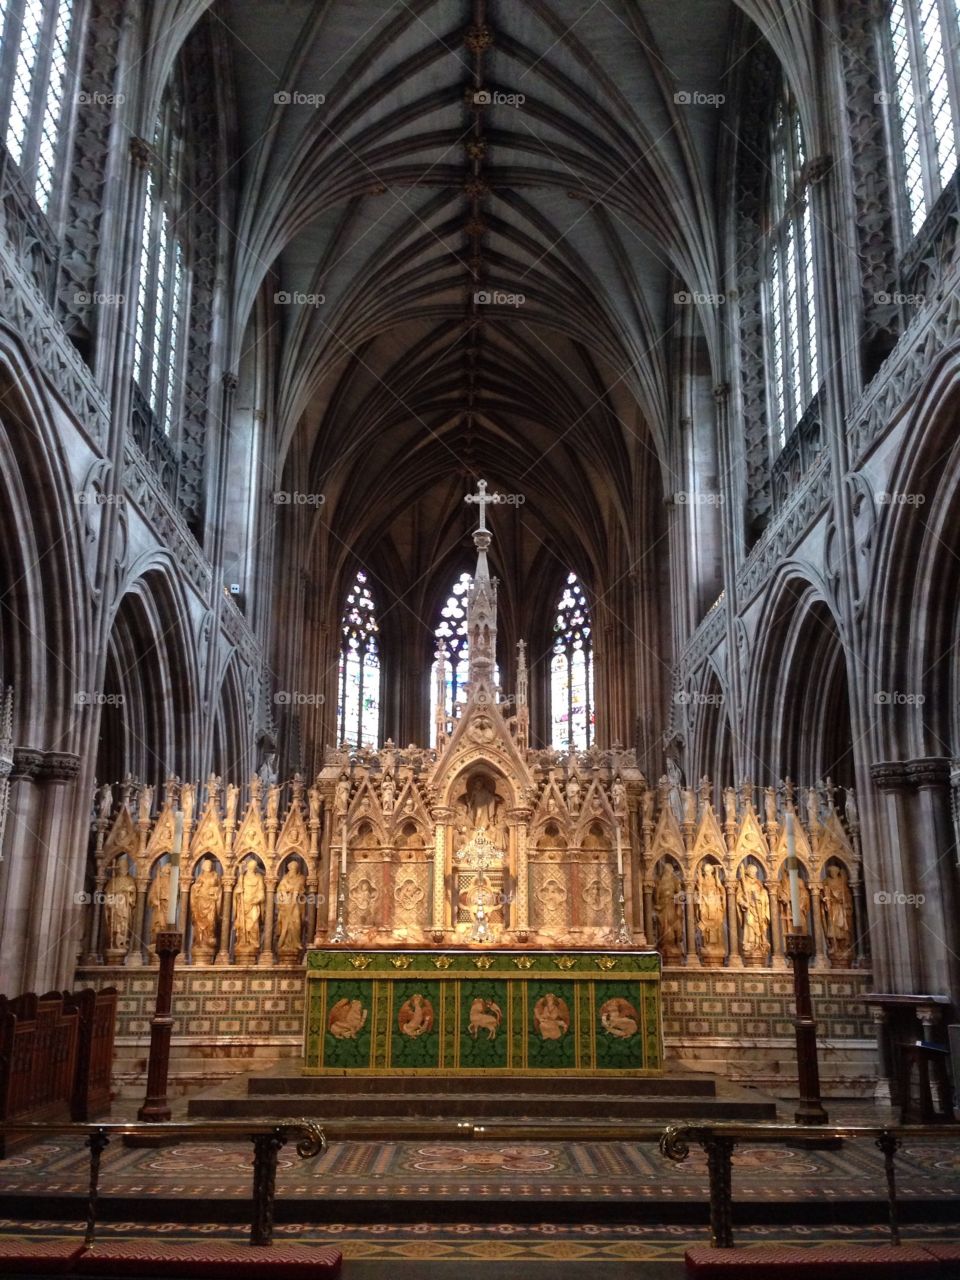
[{"x1": 212, "y1": 0, "x2": 737, "y2": 612}]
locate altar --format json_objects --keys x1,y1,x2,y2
[{"x1": 303, "y1": 948, "x2": 662, "y2": 1075}]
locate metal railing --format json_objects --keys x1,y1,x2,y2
[
  {"x1": 660, "y1": 1121, "x2": 959, "y2": 1249},
  {"x1": 0, "y1": 1120, "x2": 326, "y2": 1247},
  {"x1": 0, "y1": 1118, "x2": 956, "y2": 1251}
]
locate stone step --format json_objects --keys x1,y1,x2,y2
[
  {"x1": 246, "y1": 1071, "x2": 717, "y2": 1098},
  {"x1": 188, "y1": 1090, "x2": 776, "y2": 1121}
]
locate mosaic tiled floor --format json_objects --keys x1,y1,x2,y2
[
  {"x1": 1, "y1": 1220, "x2": 960, "y2": 1262},
  {"x1": 1, "y1": 1136, "x2": 959, "y2": 1204}
]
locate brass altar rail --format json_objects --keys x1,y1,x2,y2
[
  {"x1": 0, "y1": 1120, "x2": 326, "y2": 1247},
  {"x1": 660, "y1": 1122, "x2": 960, "y2": 1250}
]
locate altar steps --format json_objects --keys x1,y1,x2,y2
[{"x1": 187, "y1": 1068, "x2": 777, "y2": 1123}]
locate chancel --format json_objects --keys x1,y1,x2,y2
[{"x1": 0, "y1": 0, "x2": 959, "y2": 1271}]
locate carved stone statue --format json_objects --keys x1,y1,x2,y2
[
  {"x1": 97, "y1": 783, "x2": 113, "y2": 823},
  {"x1": 723, "y1": 786, "x2": 737, "y2": 828},
  {"x1": 565, "y1": 772, "x2": 581, "y2": 815},
  {"x1": 181, "y1": 782, "x2": 195, "y2": 827},
  {"x1": 335, "y1": 774, "x2": 350, "y2": 817},
  {"x1": 138, "y1": 784, "x2": 154, "y2": 825},
  {"x1": 190, "y1": 857, "x2": 222, "y2": 960},
  {"x1": 666, "y1": 756, "x2": 684, "y2": 826},
  {"x1": 381, "y1": 772, "x2": 395, "y2": 816},
  {"x1": 147, "y1": 862, "x2": 172, "y2": 946},
  {"x1": 612, "y1": 776, "x2": 626, "y2": 818},
  {"x1": 234, "y1": 857, "x2": 265, "y2": 957},
  {"x1": 266, "y1": 782, "x2": 281, "y2": 822},
  {"x1": 225, "y1": 783, "x2": 239, "y2": 826},
  {"x1": 844, "y1": 786, "x2": 859, "y2": 828},
  {"x1": 736, "y1": 862, "x2": 770, "y2": 965},
  {"x1": 821, "y1": 863, "x2": 854, "y2": 965},
  {"x1": 276, "y1": 859, "x2": 306, "y2": 957},
  {"x1": 308, "y1": 785, "x2": 322, "y2": 824},
  {"x1": 103, "y1": 854, "x2": 136, "y2": 956},
  {"x1": 696, "y1": 863, "x2": 725, "y2": 964},
  {"x1": 653, "y1": 863, "x2": 684, "y2": 960},
  {"x1": 763, "y1": 786, "x2": 777, "y2": 828},
  {"x1": 258, "y1": 751, "x2": 279, "y2": 791},
  {"x1": 468, "y1": 773, "x2": 500, "y2": 831}
]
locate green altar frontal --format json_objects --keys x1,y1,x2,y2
[{"x1": 303, "y1": 949, "x2": 662, "y2": 1076}]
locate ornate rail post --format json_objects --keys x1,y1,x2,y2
[
  {"x1": 785, "y1": 931, "x2": 834, "y2": 1137},
  {"x1": 130, "y1": 928, "x2": 182, "y2": 1139}
]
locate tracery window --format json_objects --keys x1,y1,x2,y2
[
  {"x1": 765, "y1": 89, "x2": 819, "y2": 453},
  {"x1": 430, "y1": 572, "x2": 472, "y2": 734},
  {"x1": 133, "y1": 82, "x2": 189, "y2": 437},
  {"x1": 887, "y1": 0, "x2": 960, "y2": 238},
  {"x1": 337, "y1": 570, "x2": 380, "y2": 749},
  {"x1": 550, "y1": 572, "x2": 594, "y2": 751},
  {"x1": 0, "y1": 0, "x2": 76, "y2": 211}
]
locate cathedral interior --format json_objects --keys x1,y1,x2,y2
[{"x1": 0, "y1": 0, "x2": 959, "y2": 1275}]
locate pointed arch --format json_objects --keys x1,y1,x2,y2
[
  {"x1": 336, "y1": 567, "x2": 380, "y2": 748},
  {"x1": 550, "y1": 572, "x2": 594, "y2": 751}
]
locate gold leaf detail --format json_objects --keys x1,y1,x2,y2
[
  {"x1": 473, "y1": 955, "x2": 495, "y2": 969},
  {"x1": 555, "y1": 955, "x2": 577, "y2": 970},
  {"x1": 348, "y1": 955, "x2": 371, "y2": 969},
  {"x1": 513, "y1": 956, "x2": 534, "y2": 969},
  {"x1": 433, "y1": 956, "x2": 454, "y2": 969},
  {"x1": 595, "y1": 956, "x2": 618, "y2": 971},
  {"x1": 390, "y1": 956, "x2": 412, "y2": 969}
]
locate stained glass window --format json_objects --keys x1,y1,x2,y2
[
  {"x1": 133, "y1": 83, "x2": 188, "y2": 436},
  {"x1": 337, "y1": 570, "x2": 380, "y2": 749},
  {"x1": 550, "y1": 573, "x2": 594, "y2": 751},
  {"x1": 430, "y1": 572, "x2": 472, "y2": 736},
  {"x1": 765, "y1": 91, "x2": 819, "y2": 452},
  {"x1": 1, "y1": 0, "x2": 76, "y2": 211},
  {"x1": 888, "y1": 1, "x2": 960, "y2": 238}
]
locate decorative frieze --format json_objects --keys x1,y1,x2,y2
[{"x1": 736, "y1": 455, "x2": 833, "y2": 604}]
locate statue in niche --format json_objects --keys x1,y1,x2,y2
[
  {"x1": 764, "y1": 787, "x2": 778, "y2": 828},
  {"x1": 266, "y1": 782, "x2": 281, "y2": 822},
  {"x1": 97, "y1": 783, "x2": 114, "y2": 823},
  {"x1": 565, "y1": 772, "x2": 581, "y2": 815},
  {"x1": 381, "y1": 771, "x2": 395, "y2": 816},
  {"x1": 235, "y1": 857, "x2": 265, "y2": 955},
  {"x1": 181, "y1": 782, "x2": 195, "y2": 828},
  {"x1": 276, "y1": 859, "x2": 306, "y2": 956},
  {"x1": 225, "y1": 783, "x2": 239, "y2": 826},
  {"x1": 147, "y1": 863, "x2": 172, "y2": 944},
  {"x1": 696, "y1": 863, "x2": 726, "y2": 961},
  {"x1": 258, "y1": 750, "x2": 279, "y2": 792},
  {"x1": 103, "y1": 854, "x2": 137, "y2": 954},
  {"x1": 723, "y1": 786, "x2": 737, "y2": 828},
  {"x1": 468, "y1": 772, "x2": 501, "y2": 832},
  {"x1": 821, "y1": 863, "x2": 854, "y2": 965},
  {"x1": 335, "y1": 774, "x2": 350, "y2": 817},
  {"x1": 777, "y1": 866, "x2": 811, "y2": 935},
  {"x1": 612, "y1": 776, "x2": 626, "y2": 818},
  {"x1": 653, "y1": 863, "x2": 684, "y2": 959},
  {"x1": 308, "y1": 785, "x2": 322, "y2": 824},
  {"x1": 665, "y1": 755, "x2": 685, "y2": 826},
  {"x1": 737, "y1": 862, "x2": 770, "y2": 964},
  {"x1": 191, "y1": 858, "x2": 223, "y2": 958}
]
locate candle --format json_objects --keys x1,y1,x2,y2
[
  {"x1": 616, "y1": 826, "x2": 623, "y2": 876},
  {"x1": 785, "y1": 811, "x2": 801, "y2": 929},
  {"x1": 167, "y1": 810, "x2": 183, "y2": 925}
]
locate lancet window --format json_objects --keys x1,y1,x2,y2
[
  {"x1": 765, "y1": 88, "x2": 819, "y2": 453},
  {"x1": 550, "y1": 573, "x2": 594, "y2": 751},
  {"x1": 0, "y1": 0, "x2": 76, "y2": 211},
  {"x1": 887, "y1": 0, "x2": 960, "y2": 238},
  {"x1": 337, "y1": 569, "x2": 380, "y2": 749}
]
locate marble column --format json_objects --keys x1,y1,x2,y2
[
  {"x1": 510, "y1": 809, "x2": 531, "y2": 936},
  {"x1": 215, "y1": 876, "x2": 235, "y2": 965},
  {"x1": 767, "y1": 881, "x2": 787, "y2": 970},
  {"x1": 259, "y1": 877, "x2": 277, "y2": 965},
  {"x1": 129, "y1": 876, "x2": 149, "y2": 966},
  {"x1": 724, "y1": 877, "x2": 743, "y2": 966},
  {"x1": 683, "y1": 878, "x2": 701, "y2": 967},
  {"x1": 431, "y1": 808, "x2": 452, "y2": 936}
]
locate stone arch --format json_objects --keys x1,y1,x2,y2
[
  {"x1": 746, "y1": 571, "x2": 854, "y2": 789},
  {"x1": 98, "y1": 565, "x2": 201, "y2": 790},
  {"x1": 211, "y1": 655, "x2": 252, "y2": 782}
]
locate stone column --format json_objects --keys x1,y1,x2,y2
[
  {"x1": 851, "y1": 875, "x2": 868, "y2": 968},
  {"x1": 724, "y1": 876, "x2": 742, "y2": 967},
  {"x1": 86, "y1": 872, "x2": 107, "y2": 964},
  {"x1": 683, "y1": 878, "x2": 701, "y2": 967},
  {"x1": 128, "y1": 875, "x2": 149, "y2": 966},
  {"x1": 871, "y1": 1006, "x2": 893, "y2": 1107},
  {"x1": 768, "y1": 881, "x2": 787, "y2": 970},
  {"x1": 642, "y1": 881, "x2": 655, "y2": 945},
  {"x1": 430, "y1": 808, "x2": 452, "y2": 938},
  {"x1": 259, "y1": 877, "x2": 277, "y2": 965},
  {"x1": 809, "y1": 884, "x2": 827, "y2": 969},
  {"x1": 215, "y1": 876, "x2": 235, "y2": 965},
  {"x1": 509, "y1": 807, "x2": 531, "y2": 937}
]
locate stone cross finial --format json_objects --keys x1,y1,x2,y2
[{"x1": 464, "y1": 478, "x2": 500, "y2": 531}]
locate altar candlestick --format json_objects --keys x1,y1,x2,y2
[
  {"x1": 786, "y1": 811, "x2": 801, "y2": 929},
  {"x1": 616, "y1": 826, "x2": 623, "y2": 876},
  {"x1": 167, "y1": 811, "x2": 183, "y2": 925}
]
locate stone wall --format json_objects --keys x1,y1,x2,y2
[{"x1": 77, "y1": 963, "x2": 876, "y2": 1100}]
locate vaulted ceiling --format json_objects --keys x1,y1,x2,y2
[{"x1": 216, "y1": 0, "x2": 737, "y2": 600}]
